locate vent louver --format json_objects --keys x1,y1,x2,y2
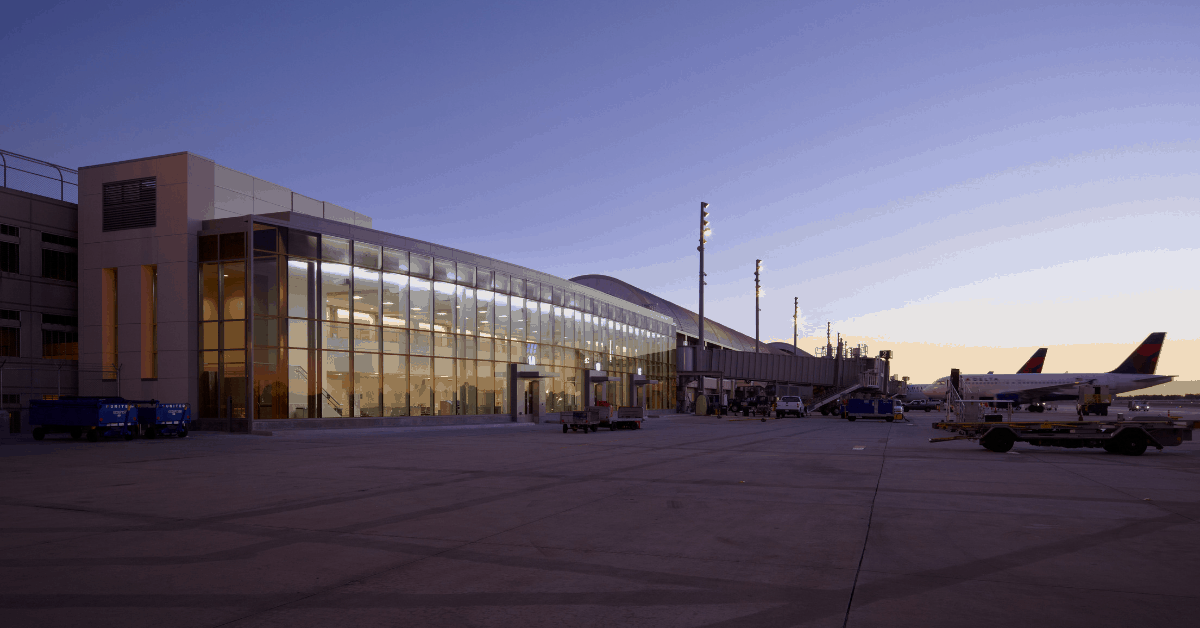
[{"x1": 102, "y1": 177, "x2": 157, "y2": 231}]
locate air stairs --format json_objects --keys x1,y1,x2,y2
[{"x1": 810, "y1": 370, "x2": 883, "y2": 411}]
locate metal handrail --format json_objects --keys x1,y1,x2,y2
[{"x1": 0, "y1": 149, "x2": 78, "y2": 203}]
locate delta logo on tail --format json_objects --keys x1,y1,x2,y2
[
  {"x1": 1016, "y1": 348, "x2": 1047, "y2": 374},
  {"x1": 1110, "y1": 332, "x2": 1165, "y2": 375}
]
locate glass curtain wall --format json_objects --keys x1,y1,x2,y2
[{"x1": 200, "y1": 224, "x2": 677, "y2": 420}]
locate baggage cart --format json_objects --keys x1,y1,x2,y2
[
  {"x1": 843, "y1": 398, "x2": 903, "y2": 422},
  {"x1": 559, "y1": 409, "x2": 601, "y2": 433},
  {"x1": 930, "y1": 414, "x2": 1200, "y2": 456},
  {"x1": 29, "y1": 398, "x2": 137, "y2": 442},
  {"x1": 611, "y1": 406, "x2": 644, "y2": 430},
  {"x1": 145, "y1": 403, "x2": 192, "y2": 438}
]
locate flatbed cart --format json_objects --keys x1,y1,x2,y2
[
  {"x1": 611, "y1": 407, "x2": 644, "y2": 430},
  {"x1": 930, "y1": 415, "x2": 1199, "y2": 456},
  {"x1": 559, "y1": 409, "x2": 601, "y2": 433}
]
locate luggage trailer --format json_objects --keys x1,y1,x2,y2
[{"x1": 930, "y1": 415, "x2": 1199, "y2": 456}]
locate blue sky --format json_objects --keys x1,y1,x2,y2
[{"x1": 4, "y1": 0, "x2": 1198, "y2": 379}]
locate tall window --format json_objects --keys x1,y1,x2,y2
[
  {"x1": 141, "y1": 265, "x2": 157, "y2": 378},
  {"x1": 42, "y1": 329, "x2": 78, "y2": 360},
  {"x1": 42, "y1": 249, "x2": 77, "y2": 282},
  {"x1": 0, "y1": 241, "x2": 17, "y2": 273},
  {"x1": 0, "y1": 327, "x2": 18, "y2": 357},
  {"x1": 102, "y1": 268, "x2": 118, "y2": 379}
]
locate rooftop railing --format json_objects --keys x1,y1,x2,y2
[{"x1": 0, "y1": 149, "x2": 78, "y2": 203}]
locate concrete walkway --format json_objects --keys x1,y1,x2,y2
[{"x1": 2, "y1": 409, "x2": 1198, "y2": 627}]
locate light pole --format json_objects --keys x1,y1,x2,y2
[
  {"x1": 793, "y1": 297, "x2": 798, "y2": 350},
  {"x1": 698, "y1": 203, "x2": 711, "y2": 351},
  {"x1": 754, "y1": 259, "x2": 763, "y2": 353}
]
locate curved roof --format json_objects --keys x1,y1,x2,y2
[
  {"x1": 570, "y1": 275, "x2": 789, "y2": 355},
  {"x1": 768, "y1": 342, "x2": 815, "y2": 358}
]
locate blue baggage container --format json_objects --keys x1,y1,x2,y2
[
  {"x1": 843, "y1": 398, "x2": 902, "y2": 422},
  {"x1": 30, "y1": 398, "x2": 137, "y2": 441},
  {"x1": 147, "y1": 403, "x2": 191, "y2": 438}
]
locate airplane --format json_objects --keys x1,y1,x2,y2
[
  {"x1": 903, "y1": 347, "x2": 1049, "y2": 401},
  {"x1": 922, "y1": 333, "x2": 1175, "y2": 409}
]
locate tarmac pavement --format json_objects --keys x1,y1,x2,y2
[{"x1": 2, "y1": 409, "x2": 1198, "y2": 627}]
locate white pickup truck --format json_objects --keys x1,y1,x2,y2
[{"x1": 775, "y1": 396, "x2": 807, "y2": 418}]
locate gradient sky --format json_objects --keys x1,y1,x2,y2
[{"x1": 4, "y1": 1, "x2": 1198, "y2": 383}]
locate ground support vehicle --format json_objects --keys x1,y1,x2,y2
[
  {"x1": 610, "y1": 407, "x2": 644, "y2": 430},
  {"x1": 559, "y1": 409, "x2": 601, "y2": 433},
  {"x1": 29, "y1": 398, "x2": 137, "y2": 441},
  {"x1": 905, "y1": 399, "x2": 938, "y2": 412},
  {"x1": 1076, "y1": 385, "x2": 1113, "y2": 416},
  {"x1": 843, "y1": 398, "x2": 903, "y2": 422},
  {"x1": 775, "y1": 396, "x2": 806, "y2": 418},
  {"x1": 929, "y1": 415, "x2": 1199, "y2": 456},
  {"x1": 143, "y1": 403, "x2": 192, "y2": 438},
  {"x1": 1127, "y1": 399, "x2": 1150, "y2": 412}
]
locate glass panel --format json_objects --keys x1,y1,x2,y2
[
  {"x1": 353, "y1": 242, "x2": 381, "y2": 269},
  {"x1": 322, "y1": 321, "x2": 351, "y2": 351},
  {"x1": 321, "y1": 263, "x2": 352, "y2": 321},
  {"x1": 382, "y1": 273, "x2": 408, "y2": 328},
  {"x1": 434, "y1": 259, "x2": 456, "y2": 282},
  {"x1": 410, "y1": 330, "x2": 432, "y2": 356},
  {"x1": 526, "y1": 300, "x2": 539, "y2": 343},
  {"x1": 322, "y1": 236, "x2": 350, "y2": 263},
  {"x1": 382, "y1": 247, "x2": 408, "y2": 273},
  {"x1": 352, "y1": 268, "x2": 381, "y2": 325},
  {"x1": 458, "y1": 335, "x2": 477, "y2": 360},
  {"x1": 539, "y1": 302, "x2": 552, "y2": 344},
  {"x1": 199, "y1": 235, "x2": 219, "y2": 262},
  {"x1": 222, "y1": 262, "x2": 246, "y2": 319},
  {"x1": 511, "y1": 277, "x2": 524, "y2": 298},
  {"x1": 477, "y1": 336, "x2": 493, "y2": 361},
  {"x1": 410, "y1": 356, "x2": 432, "y2": 416},
  {"x1": 383, "y1": 354, "x2": 408, "y2": 416},
  {"x1": 353, "y1": 325, "x2": 379, "y2": 352},
  {"x1": 201, "y1": 263, "x2": 220, "y2": 321},
  {"x1": 353, "y1": 353, "x2": 380, "y2": 416},
  {"x1": 286, "y1": 259, "x2": 313, "y2": 318},
  {"x1": 477, "y1": 268, "x2": 493, "y2": 291},
  {"x1": 221, "y1": 351, "x2": 247, "y2": 419},
  {"x1": 253, "y1": 256, "x2": 281, "y2": 317},
  {"x1": 219, "y1": 232, "x2": 245, "y2": 260},
  {"x1": 253, "y1": 226, "x2": 278, "y2": 252},
  {"x1": 526, "y1": 281, "x2": 538, "y2": 302},
  {"x1": 201, "y1": 322, "x2": 219, "y2": 351},
  {"x1": 477, "y1": 361, "x2": 495, "y2": 414},
  {"x1": 321, "y1": 350, "x2": 351, "y2": 418},
  {"x1": 433, "y1": 332, "x2": 455, "y2": 357},
  {"x1": 222, "y1": 321, "x2": 245, "y2": 350},
  {"x1": 458, "y1": 264, "x2": 475, "y2": 287},
  {"x1": 432, "y1": 282, "x2": 455, "y2": 333},
  {"x1": 494, "y1": 339, "x2": 508, "y2": 363},
  {"x1": 476, "y1": 290, "x2": 494, "y2": 337},
  {"x1": 288, "y1": 348, "x2": 313, "y2": 418},
  {"x1": 497, "y1": 362, "x2": 509, "y2": 415},
  {"x1": 288, "y1": 318, "x2": 309, "y2": 348},
  {"x1": 253, "y1": 317, "x2": 279, "y2": 346},
  {"x1": 434, "y1": 357, "x2": 456, "y2": 415},
  {"x1": 254, "y1": 347, "x2": 285, "y2": 420},
  {"x1": 459, "y1": 360, "x2": 476, "y2": 414},
  {"x1": 410, "y1": 253, "x2": 432, "y2": 278},
  {"x1": 493, "y1": 294, "x2": 509, "y2": 339},
  {"x1": 410, "y1": 278, "x2": 431, "y2": 330},
  {"x1": 457, "y1": 287, "x2": 475, "y2": 335},
  {"x1": 494, "y1": 272, "x2": 509, "y2": 294},
  {"x1": 289, "y1": 230, "x2": 319, "y2": 258},
  {"x1": 510, "y1": 297, "x2": 525, "y2": 341},
  {"x1": 200, "y1": 351, "x2": 219, "y2": 417},
  {"x1": 382, "y1": 328, "x2": 407, "y2": 354}
]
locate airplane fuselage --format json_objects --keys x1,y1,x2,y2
[{"x1": 924, "y1": 372, "x2": 1174, "y2": 402}]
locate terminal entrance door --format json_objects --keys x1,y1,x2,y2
[{"x1": 524, "y1": 380, "x2": 540, "y2": 421}]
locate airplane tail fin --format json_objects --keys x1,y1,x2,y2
[
  {"x1": 1016, "y1": 348, "x2": 1047, "y2": 374},
  {"x1": 1109, "y1": 333, "x2": 1166, "y2": 375}
]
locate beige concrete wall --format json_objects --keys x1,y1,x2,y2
[{"x1": 78, "y1": 153, "x2": 214, "y2": 408}]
